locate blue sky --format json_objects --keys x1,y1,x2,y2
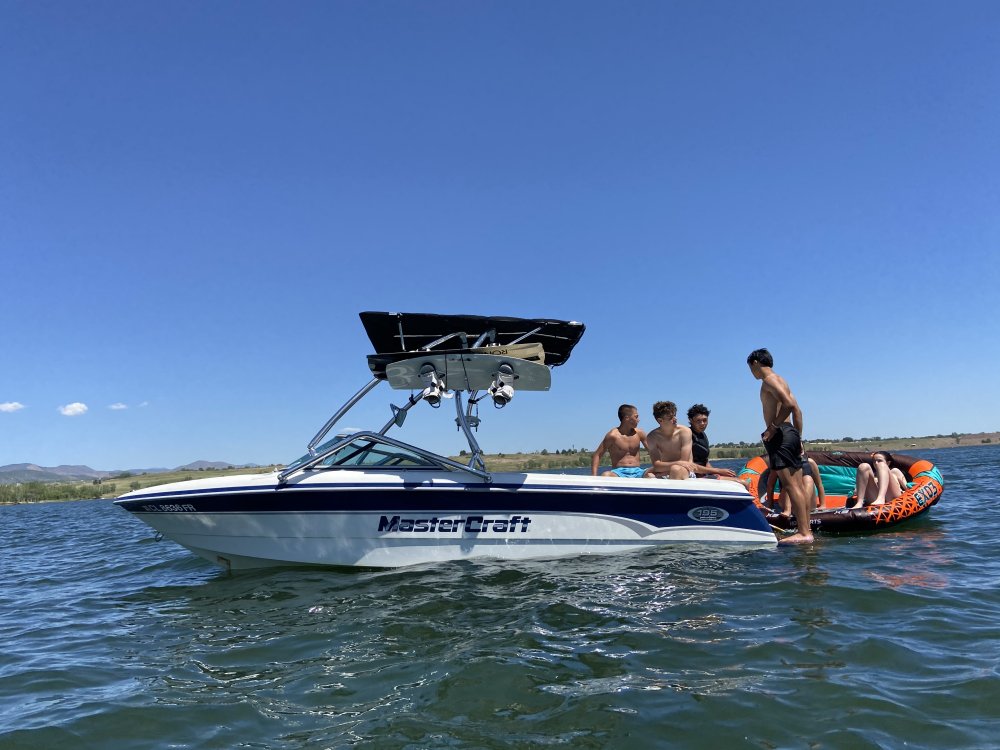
[{"x1": 3, "y1": 1, "x2": 998, "y2": 470}]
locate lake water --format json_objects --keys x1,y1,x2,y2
[{"x1": 2, "y1": 447, "x2": 998, "y2": 749}]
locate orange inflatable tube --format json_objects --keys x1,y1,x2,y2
[{"x1": 737, "y1": 450, "x2": 944, "y2": 533}]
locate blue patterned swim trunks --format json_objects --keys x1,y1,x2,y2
[{"x1": 611, "y1": 466, "x2": 646, "y2": 479}]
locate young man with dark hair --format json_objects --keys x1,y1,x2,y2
[
  {"x1": 747, "y1": 348, "x2": 813, "y2": 544},
  {"x1": 591, "y1": 404, "x2": 649, "y2": 478},
  {"x1": 644, "y1": 401, "x2": 698, "y2": 480},
  {"x1": 687, "y1": 404, "x2": 736, "y2": 479}
]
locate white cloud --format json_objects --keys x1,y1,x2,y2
[
  {"x1": 1, "y1": 402, "x2": 25, "y2": 413},
  {"x1": 138, "y1": 401, "x2": 149, "y2": 407},
  {"x1": 109, "y1": 402, "x2": 128, "y2": 410},
  {"x1": 58, "y1": 402, "x2": 89, "y2": 417}
]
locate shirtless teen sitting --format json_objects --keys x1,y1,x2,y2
[
  {"x1": 643, "y1": 401, "x2": 699, "y2": 480},
  {"x1": 591, "y1": 404, "x2": 649, "y2": 478}
]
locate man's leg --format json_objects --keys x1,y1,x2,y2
[
  {"x1": 668, "y1": 465, "x2": 689, "y2": 480},
  {"x1": 802, "y1": 475, "x2": 819, "y2": 510},
  {"x1": 777, "y1": 466, "x2": 814, "y2": 544}
]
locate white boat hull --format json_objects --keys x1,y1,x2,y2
[{"x1": 116, "y1": 470, "x2": 776, "y2": 569}]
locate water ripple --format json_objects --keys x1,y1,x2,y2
[{"x1": 2, "y1": 448, "x2": 1000, "y2": 748}]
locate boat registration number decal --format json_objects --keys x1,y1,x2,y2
[
  {"x1": 687, "y1": 507, "x2": 729, "y2": 523},
  {"x1": 141, "y1": 503, "x2": 197, "y2": 512},
  {"x1": 378, "y1": 515, "x2": 532, "y2": 534}
]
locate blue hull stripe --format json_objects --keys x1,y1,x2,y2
[
  {"x1": 116, "y1": 486, "x2": 772, "y2": 533},
  {"x1": 117, "y1": 480, "x2": 744, "y2": 502}
]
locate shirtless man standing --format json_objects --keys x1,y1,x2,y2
[
  {"x1": 747, "y1": 348, "x2": 813, "y2": 544},
  {"x1": 591, "y1": 404, "x2": 649, "y2": 477},
  {"x1": 644, "y1": 401, "x2": 698, "y2": 480}
]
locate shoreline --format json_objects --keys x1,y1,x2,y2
[
  {"x1": 466, "y1": 432, "x2": 1000, "y2": 473},
  {"x1": 2, "y1": 433, "x2": 996, "y2": 504}
]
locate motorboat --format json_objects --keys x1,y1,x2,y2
[{"x1": 116, "y1": 312, "x2": 776, "y2": 570}]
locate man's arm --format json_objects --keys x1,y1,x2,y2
[
  {"x1": 646, "y1": 432, "x2": 670, "y2": 474},
  {"x1": 790, "y1": 402, "x2": 803, "y2": 436},
  {"x1": 651, "y1": 457, "x2": 699, "y2": 474},
  {"x1": 645, "y1": 430, "x2": 661, "y2": 464},
  {"x1": 809, "y1": 458, "x2": 826, "y2": 506},
  {"x1": 702, "y1": 461, "x2": 737, "y2": 478},
  {"x1": 591, "y1": 434, "x2": 609, "y2": 476},
  {"x1": 679, "y1": 428, "x2": 693, "y2": 462}
]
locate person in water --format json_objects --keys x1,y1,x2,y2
[
  {"x1": 848, "y1": 450, "x2": 908, "y2": 508},
  {"x1": 687, "y1": 404, "x2": 737, "y2": 479},
  {"x1": 747, "y1": 348, "x2": 813, "y2": 544},
  {"x1": 644, "y1": 401, "x2": 698, "y2": 479},
  {"x1": 591, "y1": 404, "x2": 649, "y2": 478}
]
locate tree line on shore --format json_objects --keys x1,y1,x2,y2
[
  {"x1": 0, "y1": 481, "x2": 119, "y2": 504},
  {"x1": 0, "y1": 467, "x2": 272, "y2": 505},
  {"x1": 3, "y1": 433, "x2": 993, "y2": 504},
  {"x1": 467, "y1": 431, "x2": 996, "y2": 471}
]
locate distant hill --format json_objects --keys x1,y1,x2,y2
[
  {"x1": 0, "y1": 463, "x2": 112, "y2": 483},
  {"x1": 0, "y1": 460, "x2": 250, "y2": 484},
  {"x1": 175, "y1": 460, "x2": 239, "y2": 471}
]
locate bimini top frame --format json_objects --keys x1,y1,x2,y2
[{"x1": 278, "y1": 312, "x2": 585, "y2": 485}]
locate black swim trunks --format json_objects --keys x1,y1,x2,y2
[{"x1": 765, "y1": 423, "x2": 802, "y2": 471}]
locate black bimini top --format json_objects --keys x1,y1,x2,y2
[{"x1": 360, "y1": 311, "x2": 586, "y2": 374}]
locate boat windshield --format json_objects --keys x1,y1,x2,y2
[{"x1": 287, "y1": 435, "x2": 445, "y2": 471}]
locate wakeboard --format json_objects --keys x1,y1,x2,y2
[{"x1": 384, "y1": 352, "x2": 551, "y2": 392}]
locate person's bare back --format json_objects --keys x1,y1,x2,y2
[{"x1": 760, "y1": 371, "x2": 801, "y2": 434}]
